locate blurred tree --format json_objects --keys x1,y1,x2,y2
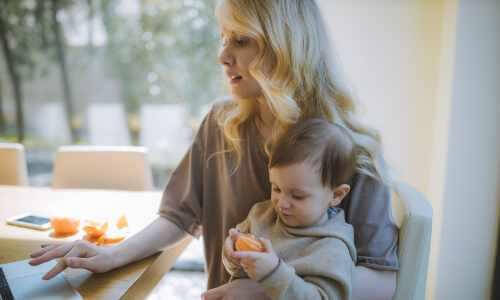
[
  {"x1": 1, "y1": 0, "x2": 223, "y2": 145},
  {"x1": 35, "y1": 0, "x2": 49, "y2": 50},
  {"x1": 0, "y1": 0, "x2": 30, "y2": 142},
  {"x1": 138, "y1": 0, "x2": 222, "y2": 113},
  {"x1": 98, "y1": 0, "x2": 221, "y2": 144},
  {"x1": 100, "y1": 0, "x2": 142, "y2": 144},
  {"x1": 0, "y1": 79, "x2": 5, "y2": 134},
  {"x1": 0, "y1": 0, "x2": 80, "y2": 143},
  {"x1": 50, "y1": 0, "x2": 78, "y2": 143},
  {"x1": 86, "y1": 0, "x2": 94, "y2": 53}
]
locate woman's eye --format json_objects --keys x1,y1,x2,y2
[
  {"x1": 235, "y1": 36, "x2": 249, "y2": 46},
  {"x1": 272, "y1": 187, "x2": 281, "y2": 193}
]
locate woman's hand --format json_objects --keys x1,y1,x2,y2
[
  {"x1": 29, "y1": 240, "x2": 118, "y2": 280},
  {"x1": 232, "y1": 238, "x2": 279, "y2": 281},
  {"x1": 202, "y1": 279, "x2": 271, "y2": 300}
]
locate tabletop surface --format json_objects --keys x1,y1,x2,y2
[{"x1": 0, "y1": 185, "x2": 192, "y2": 299}]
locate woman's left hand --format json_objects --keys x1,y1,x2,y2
[{"x1": 232, "y1": 238, "x2": 279, "y2": 281}]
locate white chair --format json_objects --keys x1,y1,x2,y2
[
  {"x1": 0, "y1": 143, "x2": 28, "y2": 185},
  {"x1": 392, "y1": 181, "x2": 433, "y2": 300},
  {"x1": 52, "y1": 146, "x2": 153, "y2": 191}
]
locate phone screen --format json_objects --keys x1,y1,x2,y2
[{"x1": 15, "y1": 215, "x2": 50, "y2": 225}]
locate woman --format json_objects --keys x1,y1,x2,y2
[{"x1": 30, "y1": 1, "x2": 398, "y2": 299}]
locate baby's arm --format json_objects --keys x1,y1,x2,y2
[
  {"x1": 258, "y1": 239, "x2": 353, "y2": 300},
  {"x1": 257, "y1": 259, "x2": 343, "y2": 300}
]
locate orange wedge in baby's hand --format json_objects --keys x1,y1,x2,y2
[
  {"x1": 51, "y1": 217, "x2": 80, "y2": 236},
  {"x1": 235, "y1": 234, "x2": 265, "y2": 252}
]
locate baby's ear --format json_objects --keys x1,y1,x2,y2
[{"x1": 330, "y1": 184, "x2": 350, "y2": 207}]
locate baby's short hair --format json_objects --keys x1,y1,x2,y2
[{"x1": 269, "y1": 119, "x2": 357, "y2": 188}]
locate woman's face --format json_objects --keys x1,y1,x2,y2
[{"x1": 218, "y1": 28, "x2": 263, "y2": 100}]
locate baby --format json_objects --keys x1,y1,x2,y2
[{"x1": 223, "y1": 119, "x2": 357, "y2": 300}]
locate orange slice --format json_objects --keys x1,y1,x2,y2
[
  {"x1": 103, "y1": 234, "x2": 125, "y2": 244},
  {"x1": 235, "y1": 234, "x2": 265, "y2": 252},
  {"x1": 83, "y1": 221, "x2": 108, "y2": 238}
]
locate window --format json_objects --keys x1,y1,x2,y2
[{"x1": 0, "y1": 0, "x2": 223, "y2": 189}]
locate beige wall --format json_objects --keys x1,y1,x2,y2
[
  {"x1": 318, "y1": 0, "x2": 444, "y2": 194},
  {"x1": 319, "y1": 0, "x2": 499, "y2": 299}
]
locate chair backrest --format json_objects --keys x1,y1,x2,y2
[
  {"x1": 0, "y1": 143, "x2": 28, "y2": 186},
  {"x1": 392, "y1": 181, "x2": 433, "y2": 300},
  {"x1": 52, "y1": 146, "x2": 153, "y2": 191}
]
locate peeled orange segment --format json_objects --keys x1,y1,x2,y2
[
  {"x1": 103, "y1": 234, "x2": 125, "y2": 244},
  {"x1": 116, "y1": 214, "x2": 128, "y2": 229},
  {"x1": 83, "y1": 221, "x2": 108, "y2": 238},
  {"x1": 83, "y1": 234, "x2": 99, "y2": 243},
  {"x1": 96, "y1": 235, "x2": 106, "y2": 246},
  {"x1": 51, "y1": 217, "x2": 80, "y2": 236},
  {"x1": 235, "y1": 234, "x2": 265, "y2": 252}
]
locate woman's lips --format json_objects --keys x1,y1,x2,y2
[{"x1": 229, "y1": 75, "x2": 242, "y2": 84}]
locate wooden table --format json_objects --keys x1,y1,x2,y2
[{"x1": 0, "y1": 185, "x2": 192, "y2": 299}]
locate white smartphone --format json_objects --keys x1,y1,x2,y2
[{"x1": 6, "y1": 213, "x2": 52, "y2": 231}]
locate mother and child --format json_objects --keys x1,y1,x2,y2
[{"x1": 29, "y1": 0, "x2": 399, "y2": 299}]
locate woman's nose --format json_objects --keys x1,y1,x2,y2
[{"x1": 218, "y1": 46, "x2": 235, "y2": 66}]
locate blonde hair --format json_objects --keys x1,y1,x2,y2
[{"x1": 215, "y1": 0, "x2": 390, "y2": 183}]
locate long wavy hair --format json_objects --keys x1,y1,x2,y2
[{"x1": 215, "y1": 0, "x2": 390, "y2": 183}]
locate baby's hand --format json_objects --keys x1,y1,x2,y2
[
  {"x1": 223, "y1": 228, "x2": 242, "y2": 267},
  {"x1": 232, "y1": 238, "x2": 279, "y2": 281}
]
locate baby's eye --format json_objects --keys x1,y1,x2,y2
[
  {"x1": 272, "y1": 186, "x2": 281, "y2": 193},
  {"x1": 292, "y1": 195, "x2": 305, "y2": 200}
]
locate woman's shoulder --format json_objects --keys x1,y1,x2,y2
[
  {"x1": 208, "y1": 96, "x2": 236, "y2": 116},
  {"x1": 197, "y1": 97, "x2": 233, "y2": 131}
]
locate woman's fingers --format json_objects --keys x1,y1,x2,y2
[
  {"x1": 41, "y1": 242, "x2": 92, "y2": 280},
  {"x1": 30, "y1": 245, "x2": 58, "y2": 258},
  {"x1": 29, "y1": 243, "x2": 75, "y2": 265},
  {"x1": 42, "y1": 258, "x2": 67, "y2": 280},
  {"x1": 62, "y1": 246, "x2": 100, "y2": 272},
  {"x1": 65, "y1": 257, "x2": 97, "y2": 271},
  {"x1": 202, "y1": 284, "x2": 226, "y2": 300}
]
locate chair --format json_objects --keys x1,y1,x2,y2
[
  {"x1": 0, "y1": 143, "x2": 28, "y2": 185},
  {"x1": 52, "y1": 146, "x2": 153, "y2": 191},
  {"x1": 392, "y1": 181, "x2": 433, "y2": 300}
]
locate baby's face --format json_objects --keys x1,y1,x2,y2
[{"x1": 269, "y1": 161, "x2": 334, "y2": 227}]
